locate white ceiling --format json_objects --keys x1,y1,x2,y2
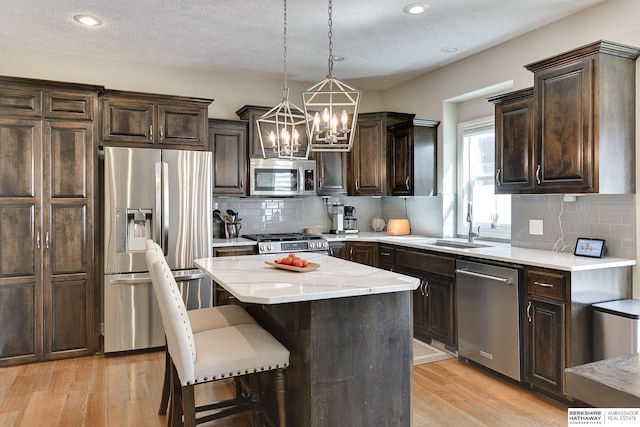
[{"x1": 1, "y1": 0, "x2": 606, "y2": 90}]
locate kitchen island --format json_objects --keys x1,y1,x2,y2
[{"x1": 195, "y1": 253, "x2": 420, "y2": 427}]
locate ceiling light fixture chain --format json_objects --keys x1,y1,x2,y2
[
  {"x1": 302, "y1": 0, "x2": 361, "y2": 153},
  {"x1": 256, "y1": 0, "x2": 312, "y2": 159}
]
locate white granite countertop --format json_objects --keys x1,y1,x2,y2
[
  {"x1": 195, "y1": 253, "x2": 420, "y2": 304},
  {"x1": 212, "y1": 232, "x2": 636, "y2": 272}
]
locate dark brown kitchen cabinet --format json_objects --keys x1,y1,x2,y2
[
  {"x1": 348, "y1": 112, "x2": 414, "y2": 196},
  {"x1": 377, "y1": 244, "x2": 395, "y2": 271},
  {"x1": 394, "y1": 248, "x2": 456, "y2": 348},
  {"x1": 524, "y1": 267, "x2": 568, "y2": 399},
  {"x1": 388, "y1": 119, "x2": 439, "y2": 196},
  {"x1": 328, "y1": 241, "x2": 346, "y2": 259},
  {"x1": 345, "y1": 241, "x2": 378, "y2": 266},
  {"x1": 521, "y1": 40, "x2": 640, "y2": 194},
  {"x1": 488, "y1": 87, "x2": 535, "y2": 194},
  {"x1": 100, "y1": 90, "x2": 212, "y2": 149},
  {"x1": 0, "y1": 76, "x2": 101, "y2": 366},
  {"x1": 212, "y1": 245, "x2": 256, "y2": 306},
  {"x1": 317, "y1": 150, "x2": 348, "y2": 195},
  {"x1": 209, "y1": 119, "x2": 248, "y2": 196}
]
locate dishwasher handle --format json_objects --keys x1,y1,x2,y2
[{"x1": 456, "y1": 268, "x2": 513, "y2": 284}]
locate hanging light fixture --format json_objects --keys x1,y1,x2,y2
[
  {"x1": 256, "y1": 0, "x2": 312, "y2": 160},
  {"x1": 302, "y1": 0, "x2": 361, "y2": 152}
]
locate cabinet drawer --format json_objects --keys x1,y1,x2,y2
[
  {"x1": 395, "y1": 248, "x2": 455, "y2": 277},
  {"x1": 526, "y1": 268, "x2": 566, "y2": 300},
  {"x1": 378, "y1": 245, "x2": 395, "y2": 269},
  {"x1": 213, "y1": 246, "x2": 256, "y2": 257}
]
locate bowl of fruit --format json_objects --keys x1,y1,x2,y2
[{"x1": 265, "y1": 253, "x2": 320, "y2": 272}]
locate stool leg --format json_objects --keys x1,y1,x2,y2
[
  {"x1": 158, "y1": 347, "x2": 171, "y2": 415},
  {"x1": 275, "y1": 368, "x2": 286, "y2": 427},
  {"x1": 250, "y1": 374, "x2": 263, "y2": 427},
  {"x1": 182, "y1": 385, "x2": 196, "y2": 427}
]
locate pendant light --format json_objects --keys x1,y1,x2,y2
[
  {"x1": 256, "y1": 0, "x2": 312, "y2": 160},
  {"x1": 302, "y1": 0, "x2": 361, "y2": 152}
]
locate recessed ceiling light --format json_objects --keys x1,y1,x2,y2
[
  {"x1": 73, "y1": 14, "x2": 103, "y2": 26},
  {"x1": 403, "y1": 3, "x2": 431, "y2": 15},
  {"x1": 441, "y1": 46, "x2": 458, "y2": 53}
]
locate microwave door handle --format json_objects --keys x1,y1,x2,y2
[
  {"x1": 155, "y1": 162, "x2": 162, "y2": 247},
  {"x1": 162, "y1": 161, "x2": 169, "y2": 256}
]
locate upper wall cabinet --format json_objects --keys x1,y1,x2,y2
[
  {"x1": 523, "y1": 40, "x2": 640, "y2": 194},
  {"x1": 489, "y1": 88, "x2": 535, "y2": 194},
  {"x1": 100, "y1": 90, "x2": 212, "y2": 150},
  {"x1": 209, "y1": 118, "x2": 248, "y2": 196}
]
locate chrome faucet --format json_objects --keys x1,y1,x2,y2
[{"x1": 467, "y1": 202, "x2": 480, "y2": 243}]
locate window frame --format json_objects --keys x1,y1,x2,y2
[{"x1": 456, "y1": 117, "x2": 510, "y2": 241}]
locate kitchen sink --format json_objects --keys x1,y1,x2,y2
[{"x1": 432, "y1": 239, "x2": 492, "y2": 249}]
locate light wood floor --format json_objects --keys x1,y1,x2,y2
[{"x1": 0, "y1": 350, "x2": 568, "y2": 426}]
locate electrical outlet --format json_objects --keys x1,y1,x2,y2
[{"x1": 529, "y1": 219, "x2": 543, "y2": 235}]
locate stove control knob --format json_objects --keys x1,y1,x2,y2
[
  {"x1": 259, "y1": 244, "x2": 266, "y2": 252},
  {"x1": 310, "y1": 242, "x2": 316, "y2": 249},
  {"x1": 322, "y1": 241, "x2": 328, "y2": 248},
  {"x1": 267, "y1": 244, "x2": 273, "y2": 252}
]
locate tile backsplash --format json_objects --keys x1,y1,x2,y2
[
  {"x1": 213, "y1": 193, "x2": 636, "y2": 260},
  {"x1": 511, "y1": 194, "x2": 636, "y2": 259}
]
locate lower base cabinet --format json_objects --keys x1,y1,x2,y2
[
  {"x1": 212, "y1": 246, "x2": 256, "y2": 306},
  {"x1": 345, "y1": 242, "x2": 378, "y2": 266}
]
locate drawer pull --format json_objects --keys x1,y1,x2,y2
[
  {"x1": 380, "y1": 252, "x2": 391, "y2": 256},
  {"x1": 534, "y1": 281, "x2": 554, "y2": 288}
]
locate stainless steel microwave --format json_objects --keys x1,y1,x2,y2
[{"x1": 249, "y1": 158, "x2": 316, "y2": 197}]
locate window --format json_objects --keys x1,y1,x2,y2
[{"x1": 457, "y1": 118, "x2": 510, "y2": 240}]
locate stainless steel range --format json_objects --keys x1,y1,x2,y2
[{"x1": 243, "y1": 233, "x2": 329, "y2": 254}]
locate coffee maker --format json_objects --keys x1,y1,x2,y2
[
  {"x1": 343, "y1": 205, "x2": 358, "y2": 234},
  {"x1": 329, "y1": 203, "x2": 345, "y2": 234}
]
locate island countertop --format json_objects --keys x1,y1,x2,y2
[{"x1": 194, "y1": 252, "x2": 420, "y2": 304}]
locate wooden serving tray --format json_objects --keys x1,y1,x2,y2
[{"x1": 265, "y1": 260, "x2": 320, "y2": 273}]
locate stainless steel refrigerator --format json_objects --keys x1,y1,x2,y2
[{"x1": 103, "y1": 146, "x2": 212, "y2": 353}]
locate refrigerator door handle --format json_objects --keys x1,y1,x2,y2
[
  {"x1": 162, "y1": 161, "x2": 169, "y2": 255},
  {"x1": 155, "y1": 162, "x2": 162, "y2": 248}
]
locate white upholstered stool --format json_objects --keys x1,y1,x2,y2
[{"x1": 146, "y1": 241, "x2": 289, "y2": 426}]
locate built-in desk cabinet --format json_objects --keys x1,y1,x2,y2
[
  {"x1": 0, "y1": 76, "x2": 101, "y2": 366},
  {"x1": 100, "y1": 90, "x2": 212, "y2": 149}
]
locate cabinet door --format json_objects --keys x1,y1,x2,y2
[
  {"x1": 349, "y1": 117, "x2": 386, "y2": 195},
  {"x1": 535, "y1": 58, "x2": 594, "y2": 192},
  {"x1": 328, "y1": 242, "x2": 346, "y2": 259},
  {"x1": 317, "y1": 151, "x2": 347, "y2": 195},
  {"x1": 494, "y1": 91, "x2": 535, "y2": 193},
  {"x1": 210, "y1": 120, "x2": 247, "y2": 196},
  {"x1": 525, "y1": 296, "x2": 565, "y2": 397},
  {"x1": 412, "y1": 277, "x2": 429, "y2": 339},
  {"x1": 389, "y1": 125, "x2": 413, "y2": 196},
  {"x1": 157, "y1": 103, "x2": 208, "y2": 149},
  {"x1": 43, "y1": 120, "x2": 93, "y2": 359},
  {"x1": 425, "y1": 276, "x2": 455, "y2": 347},
  {"x1": 0, "y1": 118, "x2": 43, "y2": 365},
  {"x1": 44, "y1": 91, "x2": 95, "y2": 121},
  {"x1": 346, "y1": 242, "x2": 378, "y2": 266},
  {"x1": 101, "y1": 97, "x2": 155, "y2": 145}
]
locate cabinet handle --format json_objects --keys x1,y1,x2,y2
[
  {"x1": 349, "y1": 247, "x2": 354, "y2": 260},
  {"x1": 381, "y1": 252, "x2": 391, "y2": 256},
  {"x1": 536, "y1": 164, "x2": 541, "y2": 185},
  {"x1": 405, "y1": 176, "x2": 410, "y2": 190},
  {"x1": 329, "y1": 247, "x2": 334, "y2": 256},
  {"x1": 160, "y1": 126, "x2": 164, "y2": 140},
  {"x1": 534, "y1": 281, "x2": 554, "y2": 288},
  {"x1": 240, "y1": 179, "x2": 243, "y2": 188},
  {"x1": 36, "y1": 231, "x2": 41, "y2": 249},
  {"x1": 150, "y1": 125, "x2": 153, "y2": 141},
  {"x1": 496, "y1": 169, "x2": 501, "y2": 186},
  {"x1": 45, "y1": 231, "x2": 50, "y2": 249},
  {"x1": 424, "y1": 280, "x2": 429, "y2": 297},
  {"x1": 527, "y1": 301, "x2": 532, "y2": 322},
  {"x1": 354, "y1": 178, "x2": 359, "y2": 192}
]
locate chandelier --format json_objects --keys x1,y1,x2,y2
[
  {"x1": 256, "y1": 0, "x2": 312, "y2": 160},
  {"x1": 302, "y1": 0, "x2": 361, "y2": 152}
]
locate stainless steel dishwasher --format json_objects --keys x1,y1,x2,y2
[{"x1": 456, "y1": 259, "x2": 521, "y2": 381}]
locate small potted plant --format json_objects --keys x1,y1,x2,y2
[{"x1": 490, "y1": 213, "x2": 499, "y2": 229}]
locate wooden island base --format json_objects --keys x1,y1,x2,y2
[{"x1": 247, "y1": 291, "x2": 413, "y2": 427}]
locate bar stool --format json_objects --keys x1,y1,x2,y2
[
  {"x1": 146, "y1": 241, "x2": 289, "y2": 426},
  {"x1": 148, "y1": 242, "x2": 258, "y2": 416}
]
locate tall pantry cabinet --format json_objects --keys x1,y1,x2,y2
[{"x1": 0, "y1": 76, "x2": 101, "y2": 366}]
